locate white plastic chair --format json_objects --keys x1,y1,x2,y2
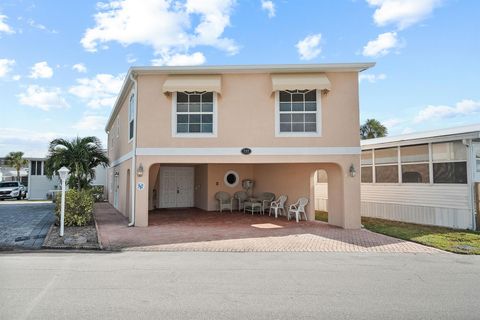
[
  {"x1": 269, "y1": 195, "x2": 287, "y2": 218},
  {"x1": 215, "y1": 191, "x2": 233, "y2": 213},
  {"x1": 287, "y1": 197, "x2": 309, "y2": 223}
]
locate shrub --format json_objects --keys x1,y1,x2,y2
[
  {"x1": 55, "y1": 189, "x2": 94, "y2": 226},
  {"x1": 90, "y1": 185, "x2": 105, "y2": 202}
]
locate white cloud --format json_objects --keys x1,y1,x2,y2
[
  {"x1": 296, "y1": 34, "x2": 322, "y2": 60},
  {"x1": 362, "y1": 31, "x2": 399, "y2": 57},
  {"x1": 414, "y1": 99, "x2": 480, "y2": 123},
  {"x1": 81, "y1": 0, "x2": 238, "y2": 62},
  {"x1": 0, "y1": 59, "x2": 15, "y2": 78},
  {"x1": 0, "y1": 14, "x2": 14, "y2": 34},
  {"x1": 69, "y1": 73, "x2": 125, "y2": 109},
  {"x1": 29, "y1": 61, "x2": 54, "y2": 79},
  {"x1": 383, "y1": 118, "x2": 402, "y2": 128},
  {"x1": 126, "y1": 54, "x2": 137, "y2": 64},
  {"x1": 18, "y1": 85, "x2": 69, "y2": 111},
  {"x1": 359, "y1": 73, "x2": 387, "y2": 83},
  {"x1": 0, "y1": 128, "x2": 63, "y2": 158},
  {"x1": 401, "y1": 127, "x2": 414, "y2": 134},
  {"x1": 151, "y1": 52, "x2": 206, "y2": 66},
  {"x1": 12, "y1": 74, "x2": 21, "y2": 81},
  {"x1": 366, "y1": 0, "x2": 442, "y2": 30},
  {"x1": 261, "y1": 0, "x2": 275, "y2": 18},
  {"x1": 72, "y1": 63, "x2": 87, "y2": 73},
  {"x1": 73, "y1": 115, "x2": 108, "y2": 131}
]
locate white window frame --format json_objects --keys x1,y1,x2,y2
[
  {"x1": 275, "y1": 90, "x2": 322, "y2": 138},
  {"x1": 171, "y1": 91, "x2": 218, "y2": 138},
  {"x1": 128, "y1": 92, "x2": 135, "y2": 143}
]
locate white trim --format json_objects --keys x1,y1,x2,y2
[
  {"x1": 171, "y1": 91, "x2": 218, "y2": 138},
  {"x1": 128, "y1": 90, "x2": 135, "y2": 144},
  {"x1": 136, "y1": 146, "x2": 360, "y2": 156},
  {"x1": 362, "y1": 124, "x2": 480, "y2": 147},
  {"x1": 111, "y1": 150, "x2": 134, "y2": 167},
  {"x1": 274, "y1": 90, "x2": 322, "y2": 138}
]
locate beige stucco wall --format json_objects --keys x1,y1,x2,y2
[
  {"x1": 206, "y1": 164, "x2": 254, "y2": 211},
  {"x1": 194, "y1": 164, "x2": 208, "y2": 210},
  {"x1": 107, "y1": 159, "x2": 132, "y2": 220},
  {"x1": 135, "y1": 72, "x2": 359, "y2": 149},
  {"x1": 108, "y1": 91, "x2": 134, "y2": 163}
]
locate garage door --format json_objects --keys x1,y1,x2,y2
[{"x1": 158, "y1": 167, "x2": 194, "y2": 208}]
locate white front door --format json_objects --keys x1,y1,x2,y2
[{"x1": 159, "y1": 167, "x2": 194, "y2": 208}]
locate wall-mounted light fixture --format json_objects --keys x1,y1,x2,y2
[
  {"x1": 349, "y1": 164, "x2": 356, "y2": 177},
  {"x1": 137, "y1": 163, "x2": 144, "y2": 177}
]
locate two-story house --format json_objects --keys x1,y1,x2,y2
[{"x1": 105, "y1": 63, "x2": 374, "y2": 228}]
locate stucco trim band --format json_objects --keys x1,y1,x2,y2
[
  {"x1": 111, "y1": 150, "x2": 133, "y2": 167},
  {"x1": 136, "y1": 147, "x2": 361, "y2": 156}
]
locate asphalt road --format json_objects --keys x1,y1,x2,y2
[{"x1": 1, "y1": 251, "x2": 479, "y2": 320}]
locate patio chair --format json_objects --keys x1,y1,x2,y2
[
  {"x1": 269, "y1": 195, "x2": 287, "y2": 218},
  {"x1": 287, "y1": 197, "x2": 309, "y2": 223},
  {"x1": 215, "y1": 191, "x2": 233, "y2": 213},
  {"x1": 257, "y1": 192, "x2": 275, "y2": 213},
  {"x1": 234, "y1": 191, "x2": 249, "y2": 211}
]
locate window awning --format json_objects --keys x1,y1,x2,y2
[
  {"x1": 271, "y1": 73, "x2": 331, "y2": 92},
  {"x1": 162, "y1": 75, "x2": 222, "y2": 94}
]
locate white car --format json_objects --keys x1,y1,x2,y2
[{"x1": 0, "y1": 181, "x2": 27, "y2": 200}]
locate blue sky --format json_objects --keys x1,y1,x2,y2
[{"x1": 0, "y1": 0, "x2": 479, "y2": 157}]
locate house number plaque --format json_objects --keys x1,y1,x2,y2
[{"x1": 241, "y1": 148, "x2": 252, "y2": 155}]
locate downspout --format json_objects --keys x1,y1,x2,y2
[
  {"x1": 128, "y1": 72, "x2": 137, "y2": 227},
  {"x1": 464, "y1": 139, "x2": 476, "y2": 231}
]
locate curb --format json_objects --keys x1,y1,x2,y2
[{"x1": 93, "y1": 212, "x2": 104, "y2": 250}]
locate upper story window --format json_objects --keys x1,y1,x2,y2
[
  {"x1": 31, "y1": 161, "x2": 43, "y2": 176},
  {"x1": 173, "y1": 91, "x2": 216, "y2": 137},
  {"x1": 128, "y1": 93, "x2": 135, "y2": 141},
  {"x1": 276, "y1": 89, "x2": 320, "y2": 137}
]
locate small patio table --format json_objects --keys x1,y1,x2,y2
[{"x1": 244, "y1": 198, "x2": 263, "y2": 215}]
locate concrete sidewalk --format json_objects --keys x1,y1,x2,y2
[{"x1": 94, "y1": 203, "x2": 442, "y2": 253}]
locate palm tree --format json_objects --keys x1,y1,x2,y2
[
  {"x1": 44, "y1": 136, "x2": 109, "y2": 190},
  {"x1": 360, "y1": 119, "x2": 388, "y2": 140},
  {"x1": 5, "y1": 151, "x2": 28, "y2": 182}
]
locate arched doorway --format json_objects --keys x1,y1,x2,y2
[{"x1": 314, "y1": 169, "x2": 328, "y2": 222}]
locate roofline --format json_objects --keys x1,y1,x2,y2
[
  {"x1": 105, "y1": 62, "x2": 375, "y2": 132},
  {"x1": 361, "y1": 123, "x2": 480, "y2": 148}
]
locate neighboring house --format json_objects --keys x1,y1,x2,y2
[
  {"x1": 105, "y1": 63, "x2": 374, "y2": 228},
  {"x1": 315, "y1": 124, "x2": 480, "y2": 230},
  {"x1": 0, "y1": 158, "x2": 28, "y2": 185},
  {"x1": 26, "y1": 158, "x2": 107, "y2": 200}
]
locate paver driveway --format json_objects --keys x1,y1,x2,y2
[
  {"x1": 95, "y1": 203, "x2": 442, "y2": 253},
  {"x1": 0, "y1": 201, "x2": 55, "y2": 249}
]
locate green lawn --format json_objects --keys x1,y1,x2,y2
[{"x1": 315, "y1": 211, "x2": 480, "y2": 254}]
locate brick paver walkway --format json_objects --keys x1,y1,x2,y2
[
  {"x1": 94, "y1": 203, "x2": 442, "y2": 253},
  {"x1": 0, "y1": 202, "x2": 55, "y2": 249}
]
